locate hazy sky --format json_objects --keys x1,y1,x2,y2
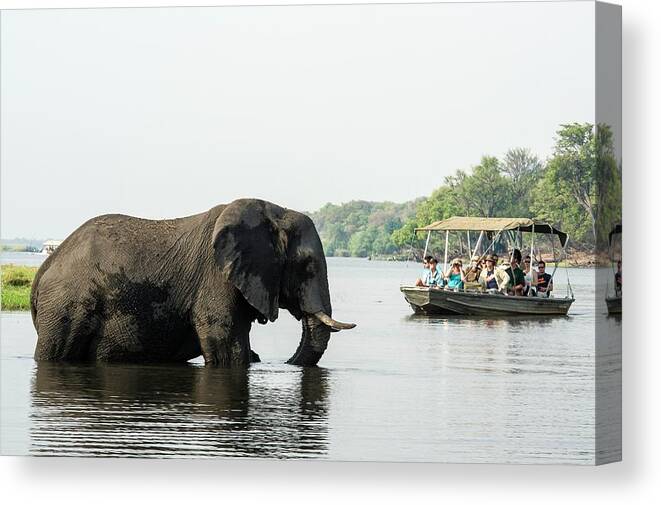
[{"x1": 1, "y1": 2, "x2": 595, "y2": 239}]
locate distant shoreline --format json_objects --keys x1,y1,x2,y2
[
  {"x1": 0, "y1": 249, "x2": 608, "y2": 269},
  {"x1": 330, "y1": 249, "x2": 608, "y2": 268}
]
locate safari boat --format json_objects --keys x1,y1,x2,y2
[
  {"x1": 400, "y1": 216, "x2": 575, "y2": 316},
  {"x1": 402, "y1": 286, "x2": 574, "y2": 316}
]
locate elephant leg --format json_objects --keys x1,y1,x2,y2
[
  {"x1": 195, "y1": 316, "x2": 253, "y2": 367},
  {"x1": 34, "y1": 305, "x2": 73, "y2": 361},
  {"x1": 34, "y1": 297, "x2": 100, "y2": 362},
  {"x1": 94, "y1": 314, "x2": 144, "y2": 362}
]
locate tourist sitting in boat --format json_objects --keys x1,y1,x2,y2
[
  {"x1": 479, "y1": 254, "x2": 510, "y2": 293},
  {"x1": 522, "y1": 255, "x2": 538, "y2": 296},
  {"x1": 425, "y1": 257, "x2": 444, "y2": 288},
  {"x1": 444, "y1": 258, "x2": 466, "y2": 290},
  {"x1": 505, "y1": 249, "x2": 526, "y2": 296},
  {"x1": 464, "y1": 255, "x2": 482, "y2": 283},
  {"x1": 615, "y1": 260, "x2": 622, "y2": 296},
  {"x1": 535, "y1": 260, "x2": 554, "y2": 297},
  {"x1": 414, "y1": 255, "x2": 433, "y2": 287}
]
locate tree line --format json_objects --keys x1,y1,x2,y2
[{"x1": 308, "y1": 123, "x2": 621, "y2": 258}]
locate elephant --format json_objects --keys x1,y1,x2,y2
[{"x1": 30, "y1": 198, "x2": 355, "y2": 366}]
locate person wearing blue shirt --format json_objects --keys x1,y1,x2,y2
[
  {"x1": 424, "y1": 257, "x2": 444, "y2": 288},
  {"x1": 415, "y1": 255, "x2": 433, "y2": 287},
  {"x1": 444, "y1": 258, "x2": 466, "y2": 290}
]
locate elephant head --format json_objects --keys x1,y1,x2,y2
[{"x1": 211, "y1": 199, "x2": 355, "y2": 366}]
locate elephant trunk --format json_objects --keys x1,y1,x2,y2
[{"x1": 286, "y1": 315, "x2": 331, "y2": 366}]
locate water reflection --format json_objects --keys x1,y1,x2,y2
[
  {"x1": 404, "y1": 313, "x2": 561, "y2": 329},
  {"x1": 30, "y1": 363, "x2": 330, "y2": 458}
]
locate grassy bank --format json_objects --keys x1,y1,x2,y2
[{"x1": 1, "y1": 264, "x2": 37, "y2": 311}]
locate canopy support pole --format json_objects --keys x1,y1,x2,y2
[
  {"x1": 443, "y1": 230, "x2": 449, "y2": 274},
  {"x1": 549, "y1": 235, "x2": 560, "y2": 282},
  {"x1": 422, "y1": 231, "x2": 431, "y2": 259},
  {"x1": 509, "y1": 229, "x2": 518, "y2": 264},
  {"x1": 467, "y1": 231, "x2": 472, "y2": 258},
  {"x1": 549, "y1": 236, "x2": 573, "y2": 299},
  {"x1": 551, "y1": 233, "x2": 557, "y2": 266},
  {"x1": 471, "y1": 230, "x2": 485, "y2": 259},
  {"x1": 563, "y1": 238, "x2": 574, "y2": 298},
  {"x1": 470, "y1": 229, "x2": 503, "y2": 265}
]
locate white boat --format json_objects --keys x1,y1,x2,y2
[{"x1": 41, "y1": 239, "x2": 63, "y2": 255}]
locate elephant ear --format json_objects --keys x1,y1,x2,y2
[{"x1": 212, "y1": 200, "x2": 287, "y2": 323}]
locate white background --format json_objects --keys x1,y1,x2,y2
[
  {"x1": 1, "y1": 0, "x2": 659, "y2": 504},
  {"x1": 0, "y1": 0, "x2": 596, "y2": 239}
]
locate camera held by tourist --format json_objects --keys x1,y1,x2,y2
[
  {"x1": 444, "y1": 258, "x2": 466, "y2": 291},
  {"x1": 464, "y1": 255, "x2": 482, "y2": 283},
  {"x1": 536, "y1": 260, "x2": 554, "y2": 297},
  {"x1": 522, "y1": 255, "x2": 538, "y2": 296}
]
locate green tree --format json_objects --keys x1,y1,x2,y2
[
  {"x1": 391, "y1": 186, "x2": 461, "y2": 250},
  {"x1": 501, "y1": 148, "x2": 544, "y2": 215},
  {"x1": 347, "y1": 227, "x2": 377, "y2": 257},
  {"x1": 531, "y1": 170, "x2": 593, "y2": 247},
  {"x1": 445, "y1": 156, "x2": 514, "y2": 217},
  {"x1": 310, "y1": 200, "x2": 417, "y2": 258},
  {"x1": 309, "y1": 123, "x2": 612, "y2": 258},
  {"x1": 531, "y1": 122, "x2": 618, "y2": 246},
  {"x1": 391, "y1": 220, "x2": 420, "y2": 250},
  {"x1": 594, "y1": 124, "x2": 622, "y2": 249}
]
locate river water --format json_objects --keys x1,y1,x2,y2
[{"x1": 1, "y1": 254, "x2": 620, "y2": 463}]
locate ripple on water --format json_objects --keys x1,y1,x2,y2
[{"x1": 0, "y1": 258, "x2": 619, "y2": 463}]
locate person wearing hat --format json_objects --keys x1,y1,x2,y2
[
  {"x1": 444, "y1": 258, "x2": 466, "y2": 290},
  {"x1": 464, "y1": 255, "x2": 482, "y2": 283},
  {"x1": 479, "y1": 254, "x2": 510, "y2": 293}
]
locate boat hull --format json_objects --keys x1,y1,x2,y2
[
  {"x1": 400, "y1": 286, "x2": 574, "y2": 316},
  {"x1": 606, "y1": 296, "x2": 622, "y2": 315}
]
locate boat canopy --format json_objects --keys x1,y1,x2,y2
[{"x1": 415, "y1": 216, "x2": 568, "y2": 247}]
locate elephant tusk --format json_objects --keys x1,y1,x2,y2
[{"x1": 314, "y1": 312, "x2": 356, "y2": 331}]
